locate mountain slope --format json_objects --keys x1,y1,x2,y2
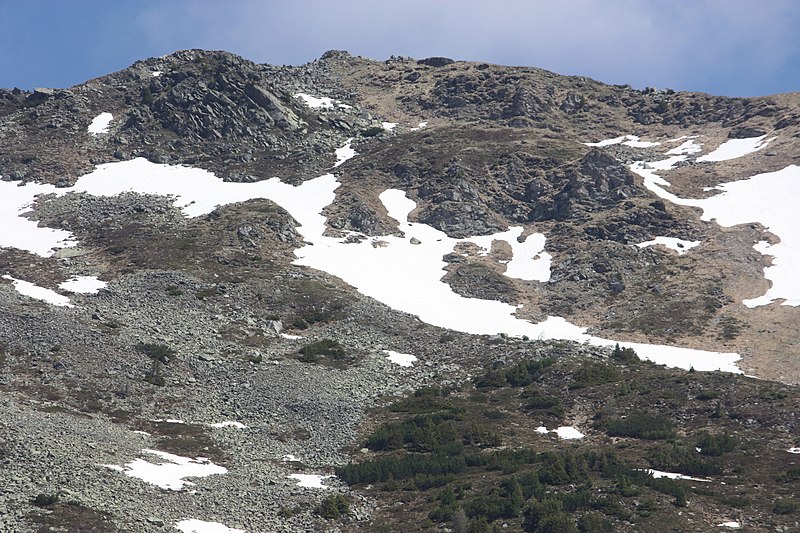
[{"x1": 0, "y1": 50, "x2": 798, "y2": 532}]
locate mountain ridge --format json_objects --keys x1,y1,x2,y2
[{"x1": 0, "y1": 49, "x2": 798, "y2": 532}]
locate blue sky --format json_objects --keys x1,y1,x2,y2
[{"x1": 1, "y1": 0, "x2": 798, "y2": 97}]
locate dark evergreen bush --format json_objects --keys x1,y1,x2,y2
[{"x1": 605, "y1": 413, "x2": 674, "y2": 440}]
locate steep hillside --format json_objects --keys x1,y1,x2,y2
[{"x1": 0, "y1": 50, "x2": 797, "y2": 532}]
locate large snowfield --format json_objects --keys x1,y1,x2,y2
[
  {"x1": 0, "y1": 135, "x2": 761, "y2": 371},
  {"x1": 627, "y1": 136, "x2": 800, "y2": 308}
]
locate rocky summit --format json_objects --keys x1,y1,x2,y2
[{"x1": 0, "y1": 50, "x2": 798, "y2": 532}]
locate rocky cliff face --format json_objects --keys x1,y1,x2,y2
[{"x1": 0, "y1": 50, "x2": 798, "y2": 532}]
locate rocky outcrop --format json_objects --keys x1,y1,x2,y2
[
  {"x1": 0, "y1": 50, "x2": 368, "y2": 185},
  {"x1": 569, "y1": 149, "x2": 637, "y2": 202},
  {"x1": 417, "y1": 57, "x2": 455, "y2": 67},
  {"x1": 728, "y1": 126, "x2": 767, "y2": 138}
]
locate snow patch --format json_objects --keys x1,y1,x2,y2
[
  {"x1": 288, "y1": 473, "x2": 332, "y2": 489},
  {"x1": 152, "y1": 71, "x2": 163, "y2": 77},
  {"x1": 383, "y1": 350, "x2": 417, "y2": 367},
  {"x1": 88, "y1": 112, "x2": 113, "y2": 135},
  {"x1": 294, "y1": 92, "x2": 350, "y2": 110},
  {"x1": 103, "y1": 449, "x2": 227, "y2": 491},
  {"x1": 2, "y1": 275, "x2": 73, "y2": 307},
  {"x1": 175, "y1": 519, "x2": 244, "y2": 533},
  {"x1": 280, "y1": 333, "x2": 303, "y2": 340},
  {"x1": 411, "y1": 121, "x2": 428, "y2": 131},
  {"x1": 58, "y1": 276, "x2": 107, "y2": 294},
  {"x1": 70, "y1": 158, "x2": 298, "y2": 218},
  {"x1": 282, "y1": 454, "x2": 300, "y2": 462},
  {"x1": 468, "y1": 228, "x2": 551, "y2": 282},
  {"x1": 636, "y1": 237, "x2": 700, "y2": 255},
  {"x1": 0, "y1": 179, "x2": 77, "y2": 256},
  {"x1": 623, "y1": 137, "x2": 661, "y2": 148},
  {"x1": 641, "y1": 469, "x2": 711, "y2": 482},
  {"x1": 666, "y1": 139, "x2": 703, "y2": 155},
  {"x1": 382, "y1": 122, "x2": 398, "y2": 131},
  {"x1": 553, "y1": 427, "x2": 585, "y2": 439},
  {"x1": 718, "y1": 522, "x2": 740, "y2": 529},
  {"x1": 787, "y1": 447, "x2": 800, "y2": 454},
  {"x1": 696, "y1": 135, "x2": 773, "y2": 162},
  {"x1": 208, "y1": 421, "x2": 247, "y2": 429},
  {"x1": 583, "y1": 135, "x2": 627, "y2": 147},
  {"x1": 536, "y1": 426, "x2": 584, "y2": 440},
  {"x1": 583, "y1": 135, "x2": 659, "y2": 148},
  {"x1": 334, "y1": 139, "x2": 356, "y2": 167},
  {"x1": 294, "y1": 92, "x2": 335, "y2": 109}
]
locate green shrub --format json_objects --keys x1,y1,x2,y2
[
  {"x1": 462, "y1": 477, "x2": 525, "y2": 521},
  {"x1": 536, "y1": 452, "x2": 590, "y2": 485},
  {"x1": 778, "y1": 467, "x2": 800, "y2": 483},
  {"x1": 141, "y1": 87, "x2": 154, "y2": 105},
  {"x1": 300, "y1": 339, "x2": 347, "y2": 363},
  {"x1": 289, "y1": 280, "x2": 349, "y2": 329},
  {"x1": 772, "y1": 500, "x2": 798, "y2": 515},
  {"x1": 673, "y1": 490, "x2": 687, "y2": 507},
  {"x1": 523, "y1": 390, "x2": 565, "y2": 419},
  {"x1": 361, "y1": 126, "x2": 385, "y2": 137},
  {"x1": 366, "y1": 413, "x2": 460, "y2": 453},
  {"x1": 335, "y1": 454, "x2": 467, "y2": 485},
  {"x1": 646, "y1": 444, "x2": 722, "y2": 476},
  {"x1": 525, "y1": 394, "x2": 561, "y2": 410},
  {"x1": 407, "y1": 473, "x2": 456, "y2": 490},
  {"x1": 467, "y1": 516, "x2": 493, "y2": 533},
  {"x1": 388, "y1": 394, "x2": 451, "y2": 414},
  {"x1": 290, "y1": 317, "x2": 310, "y2": 330},
  {"x1": 523, "y1": 498, "x2": 578, "y2": 533},
  {"x1": 144, "y1": 359, "x2": 166, "y2": 386},
  {"x1": 611, "y1": 344, "x2": 639, "y2": 364},
  {"x1": 572, "y1": 363, "x2": 622, "y2": 389},
  {"x1": 605, "y1": 413, "x2": 674, "y2": 440},
  {"x1": 695, "y1": 390, "x2": 719, "y2": 401},
  {"x1": 298, "y1": 339, "x2": 346, "y2": 363},
  {"x1": 165, "y1": 285, "x2": 183, "y2": 296},
  {"x1": 482, "y1": 409, "x2": 506, "y2": 420},
  {"x1": 696, "y1": 432, "x2": 736, "y2": 456},
  {"x1": 316, "y1": 494, "x2": 351, "y2": 519},
  {"x1": 628, "y1": 470, "x2": 687, "y2": 500},
  {"x1": 33, "y1": 493, "x2": 59, "y2": 507},
  {"x1": 301, "y1": 339, "x2": 345, "y2": 357},
  {"x1": 466, "y1": 448, "x2": 539, "y2": 475},
  {"x1": 136, "y1": 342, "x2": 176, "y2": 363},
  {"x1": 246, "y1": 353, "x2": 263, "y2": 364},
  {"x1": 718, "y1": 495, "x2": 750, "y2": 508},
  {"x1": 718, "y1": 316, "x2": 743, "y2": 340},
  {"x1": 474, "y1": 358, "x2": 555, "y2": 388},
  {"x1": 195, "y1": 288, "x2": 219, "y2": 300},
  {"x1": 577, "y1": 511, "x2": 614, "y2": 533}
]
